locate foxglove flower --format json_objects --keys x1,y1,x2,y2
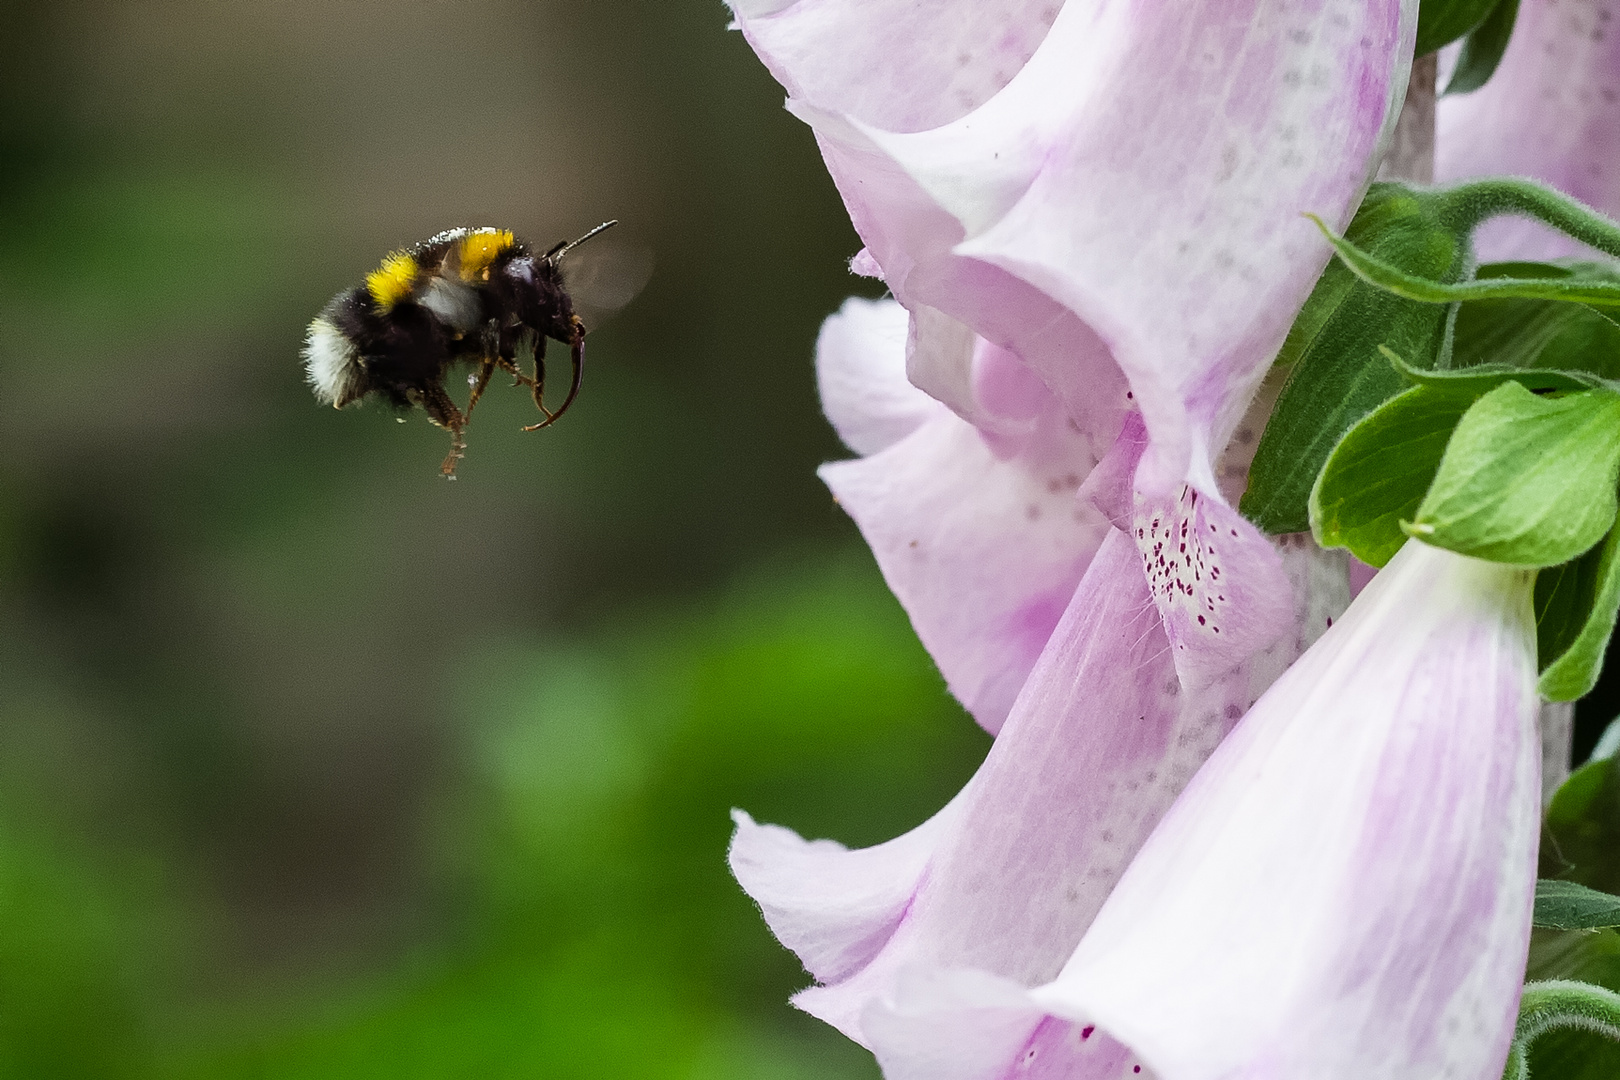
[
  {"x1": 741, "y1": 0, "x2": 1410, "y2": 498},
  {"x1": 1042, "y1": 544, "x2": 1540, "y2": 1080},
  {"x1": 728, "y1": 0, "x2": 1417, "y2": 1064},
  {"x1": 863, "y1": 540, "x2": 1541, "y2": 1080},
  {"x1": 735, "y1": 0, "x2": 1412, "y2": 706},
  {"x1": 734, "y1": 509, "x2": 1268, "y2": 1040}
]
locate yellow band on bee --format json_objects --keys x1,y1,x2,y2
[
  {"x1": 367, "y1": 252, "x2": 420, "y2": 311},
  {"x1": 458, "y1": 229, "x2": 515, "y2": 281}
]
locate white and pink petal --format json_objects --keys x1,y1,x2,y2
[
  {"x1": 816, "y1": 296, "x2": 946, "y2": 456},
  {"x1": 795, "y1": 0, "x2": 1416, "y2": 489},
  {"x1": 821, "y1": 413, "x2": 1106, "y2": 734},
  {"x1": 728, "y1": 0, "x2": 1060, "y2": 133},
  {"x1": 1036, "y1": 540, "x2": 1540, "y2": 1080}
]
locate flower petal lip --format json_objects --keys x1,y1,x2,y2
[
  {"x1": 1033, "y1": 540, "x2": 1541, "y2": 1080},
  {"x1": 728, "y1": 0, "x2": 1062, "y2": 133},
  {"x1": 816, "y1": 297, "x2": 946, "y2": 456},
  {"x1": 863, "y1": 967, "x2": 1048, "y2": 1080},
  {"x1": 1438, "y1": 0, "x2": 1620, "y2": 261},
  {"x1": 728, "y1": 795, "x2": 968, "y2": 986}
]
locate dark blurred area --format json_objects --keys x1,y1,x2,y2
[{"x1": 0, "y1": 1, "x2": 989, "y2": 1075}]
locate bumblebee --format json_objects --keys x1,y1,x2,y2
[{"x1": 303, "y1": 222, "x2": 618, "y2": 476}]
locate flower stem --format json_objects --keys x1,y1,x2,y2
[
  {"x1": 1434, "y1": 179, "x2": 1620, "y2": 258},
  {"x1": 1502, "y1": 980, "x2": 1620, "y2": 1079},
  {"x1": 1379, "y1": 52, "x2": 1435, "y2": 184}
]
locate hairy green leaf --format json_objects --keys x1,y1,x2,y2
[
  {"x1": 1309, "y1": 384, "x2": 1477, "y2": 566},
  {"x1": 1242, "y1": 185, "x2": 1463, "y2": 533},
  {"x1": 1538, "y1": 523, "x2": 1620, "y2": 701},
  {"x1": 1315, "y1": 224, "x2": 1620, "y2": 306},
  {"x1": 1454, "y1": 263, "x2": 1620, "y2": 381},
  {"x1": 1536, "y1": 880, "x2": 1620, "y2": 931},
  {"x1": 1407, "y1": 383, "x2": 1620, "y2": 567},
  {"x1": 1387, "y1": 350, "x2": 1600, "y2": 397},
  {"x1": 1444, "y1": 0, "x2": 1520, "y2": 94}
]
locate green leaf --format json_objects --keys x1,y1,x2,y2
[
  {"x1": 1418, "y1": 0, "x2": 1507, "y2": 54},
  {"x1": 1407, "y1": 382, "x2": 1620, "y2": 567},
  {"x1": 1544, "y1": 756, "x2": 1620, "y2": 893},
  {"x1": 1444, "y1": 0, "x2": 1520, "y2": 95},
  {"x1": 1536, "y1": 880, "x2": 1620, "y2": 930},
  {"x1": 1314, "y1": 219, "x2": 1620, "y2": 307},
  {"x1": 1530, "y1": 926, "x2": 1620, "y2": 984},
  {"x1": 1387, "y1": 350, "x2": 1601, "y2": 397},
  {"x1": 1255, "y1": 182, "x2": 1620, "y2": 547},
  {"x1": 1538, "y1": 523, "x2": 1620, "y2": 700},
  {"x1": 1309, "y1": 383, "x2": 1478, "y2": 566},
  {"x1": 1242, "y1": 185, "x2": 1464, "y2": 533},
  {"x1": 1306, "y1": 346, "x2": 1619, "y2": 573},
  {"x1": 1453, "y1": 263, "x2": 1620, "y2": 383}
]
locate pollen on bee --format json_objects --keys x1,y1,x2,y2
[
  {"x1": 366, "y1": 251, "x2": 420, "y2": 311},
  {"x1": 457, "y1": 229, "x2": 515, "y2": 282}
]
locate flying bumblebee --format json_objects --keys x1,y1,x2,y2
[{"x1": 303, "y1": 221, "x2": 629, "y2": 477}]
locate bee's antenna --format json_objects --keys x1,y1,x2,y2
[{"x1": 545, "y1": 220, "x2": 618, "y2": 263}]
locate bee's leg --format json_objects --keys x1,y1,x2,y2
[
  {"x1": 523, "y1": 318, "x2": 584, "y2": 432},
  {"x1": 526, "y1": 334, "x2": 556, "y2": 426},
  {"x1": 496, "y1": 358, "x2": 537, "y2": 388},
  {"x1": 421, "y1": 385, "x2": 469, "y2": 477},
  {"x1": 464, "y1": 358, "x2": 496, "y2": 420},
  {"x1": 494, "y1": 325, "x2": 539, "y2": 389}
]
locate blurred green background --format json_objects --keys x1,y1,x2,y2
[{"x1": 0, "y1": 1, "x2": 990, "y2": 1075}]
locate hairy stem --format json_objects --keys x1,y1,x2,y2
[{"x1": 1504, "y1": 980, "x2": 1620, "y2": 1078}]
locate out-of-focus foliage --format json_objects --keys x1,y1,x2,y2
[
  {"x1": 0, "y1": 0, "x2": 985, "y2": 1074},
  {"x1": 0, "y1": 814, "x2": 155, "y2": 1079},
  {"x1": 1, "y1": 554, "x2": 987, "y2": 1077}
]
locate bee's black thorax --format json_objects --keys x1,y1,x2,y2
[{"x1": 489, "y1": 252, "x2": 578, "y2": 345}]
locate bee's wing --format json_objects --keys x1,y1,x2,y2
[{"x1": 560, "y1": 243, "x2": 654, "y2": 332}]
